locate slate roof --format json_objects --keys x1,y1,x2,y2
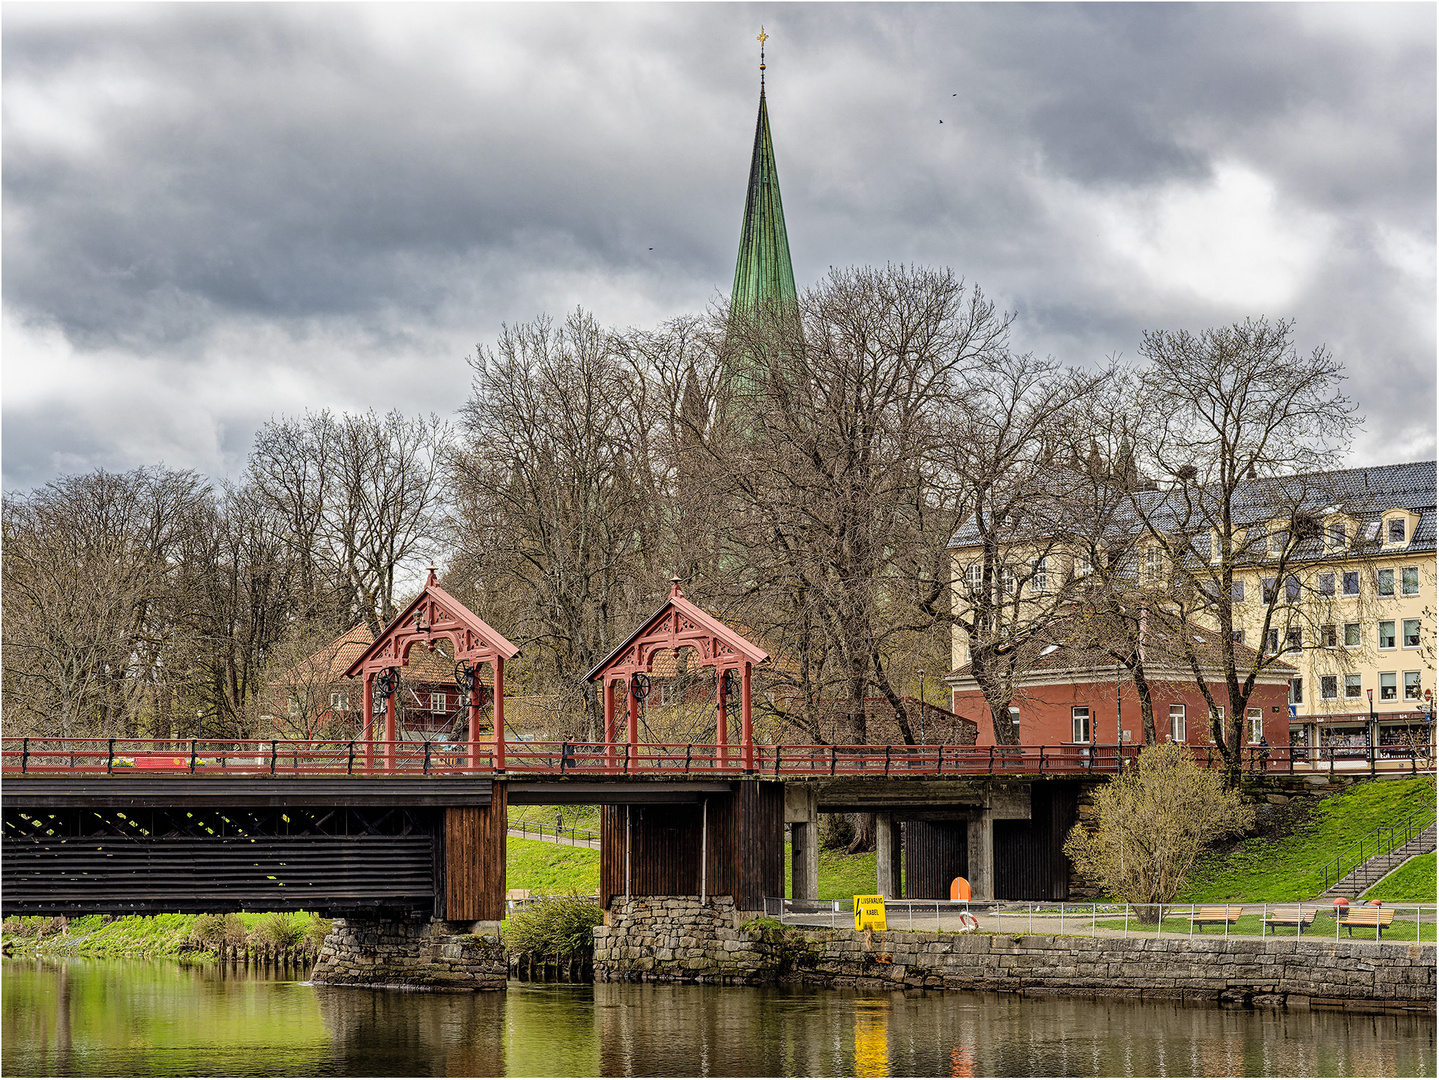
[{"x1": 948, "y1": 460, "x2": 1436, "y2": 561}]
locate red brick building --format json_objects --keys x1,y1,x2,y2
[{"x1": 947, "y1": 629, "x2": 1294, "y2": 750}]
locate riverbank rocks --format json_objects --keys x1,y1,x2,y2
[
  {"x1": 593, "y1": 901, "x2": 1435, "y2": 1012},
  {"x1": 310, "y1": 916, "x2": 505, "y2": 991}
]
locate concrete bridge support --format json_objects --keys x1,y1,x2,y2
[{"x1": 784, "y1": 785, "x2": 819, "y2": 900}]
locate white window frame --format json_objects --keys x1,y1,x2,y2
[
  {"x1": 1071, "y1": 706, "x2": 1091, "y2": 743},
  {"x1": 1377, "y1": 568, "x2": 1395, "y2": 597},
  {"x1": 1320, "y1": 624, "x2": 1337, "y2": 648},
  {"x1": 965, "y1": 562, "x2": 983, "y2": 592},
  {"x1": 1388, "y1": 517, "x2": 1407, "y2": 544},
  {"x1": 1248, "y1": 707, "x2": 1264, "y2": 743},
  {"x1": 1320, "y1": 675, "x2": 1338, "y2": 701},
  {"x1": 1317, "y1": 572, "x2": 1335, "y2": 596},
  {"x1": 1403, "y1": 618, "x2": 1421, "y2": 649},
  {"x1": 1401, "y1": 566, "x2": 1419, "y2": 597},
  {"x1": 430, "y1": 691, "x2": 446, "y2": 713},
  {"x1": 1342, "y1": 571, "x2": 1360, "y2": 596},
  {"x1": 1327, "y1": 521, "x2": 1347, "y2": 549},
  {"x1": 1208, "y1": 705, "x2": 1225, "y2": 742},
  {"x1": 1231, "y1": 580, "x2": 1246, "y2": 604},
  {"x1": 1288, "y1": 678, "x2": 1304, "y2": 706},
  {"x1": 1031, "y1": 557, "x2": 1048, "y2": 594},
  {"x1": 1285, "y1": 628, "x2": 1302, "y2": 653},
  {"x1": 330, "y1": 692, "x2": 348, "y2": 711},
  {"x1": 1145, "y1": 546, "x2": 1165, "y2": 583},
  {"x1": 1378, "y1": 620, "x2": 1396, "y2": 650},
  {"x1": 1403, "y1": 671, "x2": 1422, "y2": 701},
  {"x1": 1344, "y1": 674, "x2": 1363, "y2": 699},
  {"x1": 1380, "y1": 672, "x2": 1397, "y2": 702},
  {"x1": 1168, "y1": 704, "x2": 1185, "y2": 742},
  {"x1": 1344, "y1": 622, "x2": 1361, "y2": 648},
  {"x1": 1008, "y1": 706, "x2": 1020, "y2": 741}
]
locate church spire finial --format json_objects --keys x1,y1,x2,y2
[{"x1": 757, "y1": 27, "x2": 768, "y2": 87}]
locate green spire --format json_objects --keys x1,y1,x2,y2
[{"x1": 731, "y1": 43, "x2": 797, "y2": 314}]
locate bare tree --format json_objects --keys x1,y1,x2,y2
[
  {"x1": 923, "y1": 350, "x2": 1114, "y2": 745},
  {"x1": 248, "y1": 409, "x2": 451, "y2": 636},
  {"x1": 1130, "y1": 317, "x2": 1360, "y2": 788},
  {"x1": 449, "y1": 310, "x2": 666, "y2": 737},
  {"x1": 709, "y1": 266, "x2": 1012, "y2": 749}
]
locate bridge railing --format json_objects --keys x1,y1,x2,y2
[{"x1": 1, "y1": 736, "x2": 1362, "y2": 778}]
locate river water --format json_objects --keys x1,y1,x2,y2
[{"x1": 3, "y1": 957, "x2": 1434, "y2": 1077}]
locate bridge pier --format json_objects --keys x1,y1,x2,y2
[
  {"x1": 784, "y1": 785, "x2": 819, "y2": 900},
  {"x1": 311, "y1": 916, "x2": 506, "y2": 990}
]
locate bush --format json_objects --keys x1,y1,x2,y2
[
  {"x1": 191, "y1": 913, "x2": 248, "y2": 948},
  {"x1": 253, "y1": 912, "x2": 308, "y2": 948},
  {"x1": 304, "y1": 916, "x2": 334, "y2": 949},
  {"x1": 503, "y1": 894, "x2": 603, "y2": 955}
]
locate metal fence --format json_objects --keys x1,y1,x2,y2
[{"x1": 762, "y1": 897, "x2": 1437, "y2": 945}]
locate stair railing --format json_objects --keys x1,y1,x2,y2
[{"x1": 1321, "y1": 803, "x2": 1437, "y2": 893}]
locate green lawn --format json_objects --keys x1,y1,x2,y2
[
  {"x1": 1179, "y1": 777, "x2": 1434, "y2": 902},
  {"x1": 1364, "y1": 853, "x2": 1437, "y2": 903},
  {"x1": 506, "y1": 837, "x2": 600, "y2": 895}
]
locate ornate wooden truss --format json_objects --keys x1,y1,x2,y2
[
  {"x1": 586, "y1": 579, "x2": 770, "y2": 771},
  {"x1": 344, "y1": 570, "x2": 520, "y2": 769}
]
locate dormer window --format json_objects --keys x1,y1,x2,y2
[
  {"x1": 1388, "y1": 517, "x2": 1407, "y2": 544},
  {"x1": 1327, "y1": 521, "x2": 1347, "y2": 548}
]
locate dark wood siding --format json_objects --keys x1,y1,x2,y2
[
  {"x1": 600, "y1": 782, "x2": 783, "y2": 910},
  {"x1": 993, "y1": 780, "x2": 1077, "y2": 900},
  {"x1": 903, "y1": 820, "x2": 968, "y2": 899},
  {"x1": 445, "y1": 781, "x2": 506, "y2": 921}
]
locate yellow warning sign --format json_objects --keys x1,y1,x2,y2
[{"x1": 853, "y1": 894, "x2": 887, "y2": 931}]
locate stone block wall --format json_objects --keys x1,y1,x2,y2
[
  {"x1": 593, "y1": 896, "x2": 780, "y2": 984},
  {"x1": 593, "y1": 899, "x2": 1435, "y2": 1011},
  {"x1": 311, "y1": 916, "x2": 506, "y2": 990}
]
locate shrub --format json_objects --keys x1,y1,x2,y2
[
  {"x1": 253, "y1": 912, "x2": 308, "y2": 948},
  {"x1": 503, "y1": 894, "x2": 603, "y2": 956},
  {"x1": 304, "y1": 916, "x2": 334, "y2": 949},
  {"x1": 191, "y1": 913, "x2": 248, "y2": 948}
]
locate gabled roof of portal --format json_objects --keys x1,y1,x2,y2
[
  {"x1": 343, "y1": 569, "x2": 519, "y2": 678},
  {"x1": 585, "y1": 580, "x2": 770, "y2": 682}
]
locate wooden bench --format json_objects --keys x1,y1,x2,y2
[
  {"x1": 1263, "y1": 905, "x2": 1318, "y2": 933},
  {"x1": 1189, "y1": 905, "x2": 1243, "y2": 931},
  {"x1": 1341, "y1": 906, "x2": 1396, "y2": 938}
]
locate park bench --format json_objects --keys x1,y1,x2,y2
[
  {"x1": 1189, "y1": 905, "x2": 1243, "y2": 931},
  {"x1": 1263, "y1": 905, "x2": 1318, "y2": 933},
  {"x1": 1341, "y1": 906, "x2": 1396, "y2": 938}
]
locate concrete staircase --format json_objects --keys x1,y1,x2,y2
[{"x1": 1322, "y1": 822, "x2": 1437, "y2": 898}]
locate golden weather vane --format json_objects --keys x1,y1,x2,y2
[{"x1": 758, "y1": 26, "x2": 768, "y2": 84}]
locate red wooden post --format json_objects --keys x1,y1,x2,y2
[
  {"x1": 467, "y1": 667, "x2": 480, "y2": 769},
  {"x1": 741, "y1": 660, "x2": 753, "y2": 772},
  {"x1": 384, "y1": 682, "x2": 396, "y2": 771},
  {"x1": 362, "y1": 672, "x2": 375, "y2": 771},
  {"x1": 626, "y1": 674, "x2": 639, "y2": 769},
  {"x1": 493, "y1": 656, "x2": 506, "y2": 771},
  {"x1": 604, "y1": 677, "x2": 617, "y2": 772},
  {"x1": 716, "y1": 667, "x2": 729, "y2": 769}
]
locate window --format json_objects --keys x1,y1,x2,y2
[
  {"x1": 1288, "y1": 679, "x2": 1304, "y2": 706},
  {"x1": 1344, "y1": 622, "x2": 1361, "y2": 647},
  {"x1": 1379, "y1": 621, "x2": 1396, "y2": 649},
  {"x1": 1404, "y1": 672, "x2": 1422, "y2": 701},
  {"x1": 430, "y1": 692, "x2": 446, "y2": 712},
  {"x1": 1345, "y1": 674, "x2": 1362, "y2": 699},
  {"x1": 965, "y1": 563, "x2": 983, "y2": 591},
  {"x1": 1402, "y1": 566, "x2": 1420, "y2": 596},
  {"x1": 1270, "y1": 529, "x2": 1289, "y2": 554},
  {"x1": 1320, "y1": 675, "x2": 1338, "y2": 701},
  {"x1": 1285, "y1": 628, "x2": 1302, "y2": 652},
  {"x1": 1145, "y1": 546, "x2": 1165, "y2": 583},
  {"x1": 1031, "y1": 557, "x2": 1048, "y2": 593},
  {"x1": 1262, "y1": 578, "x2": 1277, "y2": 604},
  {"x1": 1285, "y1": 575, "x2": 1301, "y2": 602},
  {"x1": 1076, "y1": 553, "x2": 1093, "y2": 578},
  {"x1": 1168, "y1": 704, "x2": 1186, "y2": 742},
  {"x1": 1342, "y1": 571, "x2": 1360, "y2": 596},
  {"x1": 1380, "y1": 672, "x2": 1397, "y2": 701},
  {"x1": 1264, "y1": 628, "x2": 1279, "y2": 654},
  {"x1": 1008, "y1": 707, "x2": 1020, "y2": 740},
  {"x1": 1403, "y1": 618, "x2": 1421, "y2": 648},
  {"x1": 330, "y1": 692, "x2": 348, "y2": 711},
  {"x1": 1320, "y1": 624, "x2": 1337, "y2": 647},
  {"x1": 1002, "y1": 567, "x2": 1016, "y2": 595},
  {"x1": 1072, "y1": 706, "x2": 1091, "y2": 743},
  {"x1": 1388, "y1": 517, "x2": 1407, "y2": 544},
  {"x1": 1318, "y1": 572, "x2": 1335, "y2": 596},
  {"x1": 1377, "y1": 569, "x2": 1394, "y2": 597},
  {"x1": 287, "y1": 696, "x2": 300, "y2": 717},
  {"x1": 1249, "y1": 707, "x2": 1264, "y2": 743},
  {"x1": 1327, "y1": 521, "x2": 1347, "y2": 548},
  {"x1": 1231, "y1": 580, "x2": 1246, "y2": 603},
  {"x1": 1231, "y1": 629, "x2": 1245, "y2": 645},
  {"x1": 1209, "y1": 705, "x2": 1225, "y2": 741}
]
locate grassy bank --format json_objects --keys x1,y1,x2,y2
[
  {"x1": 2, "y1": 911, "x2": 330, "y2": 961},
  {"x1": 1178, "y1": 776, "x2": 1434, "y2": 903}
]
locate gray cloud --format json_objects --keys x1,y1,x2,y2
[{"x1": 3, "y1": 2, "x2": 1433, "y2": 491}]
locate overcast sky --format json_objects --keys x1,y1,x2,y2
[{"x1": 3, "y1": 3, "x2": 1435, "y2": 492}]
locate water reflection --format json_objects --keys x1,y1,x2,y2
[{"x1": 3, "y1": 957, "x2": 1434, "y2": 1078}]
